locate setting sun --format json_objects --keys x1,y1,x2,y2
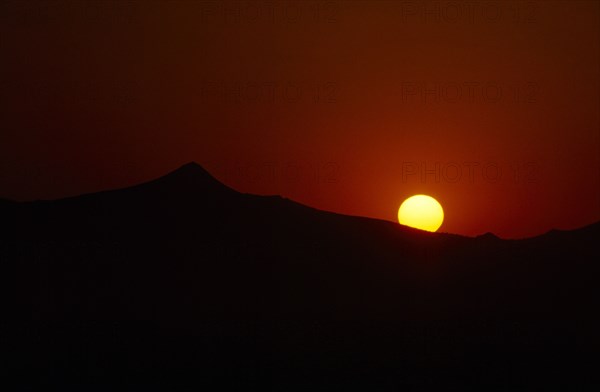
[{"x1": 398, "y1": 195, "x2": 444, "y2": 232}]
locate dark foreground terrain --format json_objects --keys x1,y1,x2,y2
[{"x1": 1, "y1": 163, "x2": 598, "y2": 390}]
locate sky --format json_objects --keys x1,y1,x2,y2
[{"x1": 1, "y1": 0, "x2": 599, "y2": 238}]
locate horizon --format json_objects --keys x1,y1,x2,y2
[{"x1": 3, "y1": 160, "x2": 597, "y2": 241}]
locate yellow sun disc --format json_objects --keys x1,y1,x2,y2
[{"x1": 398, "y1": 195, "x2": 444, "y2": 232}]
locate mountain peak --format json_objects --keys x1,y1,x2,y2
[
  {"x1": 150, "y1": 162, "x2": 235, "y2": 194},
  {"x1": 167, "y1": 162, "x2": 216, "y2": 178},
  {"x1": 174, "y1": 161, "x2": 209, "y2": 174},
  {"x1": 476, "y1": 232, "x2": 500, "y2": 240}
]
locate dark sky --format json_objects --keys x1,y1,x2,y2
[{"x1": 1, "y1": 0, "x2": 599, "y2": 238}]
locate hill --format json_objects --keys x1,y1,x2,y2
[{"x1": 1, "y1": 162, "x2": 598, "y2": 390}]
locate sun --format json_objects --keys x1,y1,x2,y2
[{"x1": 398, "y1": 195, "x2": 444, "y2": 232}]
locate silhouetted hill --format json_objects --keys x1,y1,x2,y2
[
  {"x1": 1, "y1": 162, "x2": 598, "y2": 391},
  {"x1": 475, "y1": 231, "x2": 500, "y2": 240}
]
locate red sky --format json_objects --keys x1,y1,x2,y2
[{"x1": 1, "y1": 0, "x2": 599, "y2": 238}]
